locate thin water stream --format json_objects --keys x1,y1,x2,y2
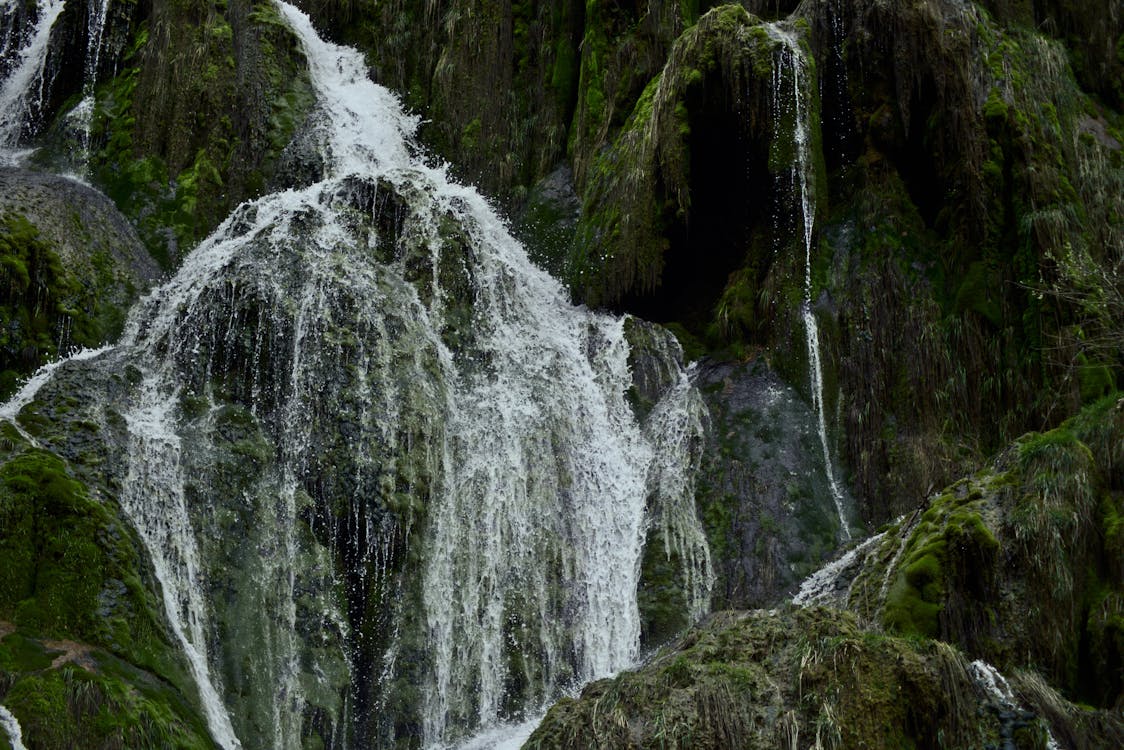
[{"x1": 766, "y1": 23, "x2": 851, "y2": 540}]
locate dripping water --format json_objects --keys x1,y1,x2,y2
[
  {"x1": 766, "y1": 23, "x2": 851, "y2": 541},
  {"x1": 72, "y1": 0, "x2": 110, "y2": 166}
]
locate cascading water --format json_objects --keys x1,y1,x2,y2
[
  {"x1": 969, "y1": 661, "x2": 1062, "y2": 750},
  {"x1": 0, "y1": 345, "x2": 113, "y2": 444},
  {"x1": 766, "y1": 24, "x2": 851, "y2": 541},
  {"x1": 0, "y1": 0, "x2": 65, "y2": 163},
  {"x1": 0, "y1": 1, "x2": 716, "y2": 747},
  {"x1": 792, "y1": 530, "x2": 885, "y2": 607},
  {"x1": 118, "y1": 381, "x2": 244, "y2": 750},
  {"x1": 71, "y1": 0, "x2": 110, "y2": 166},
  {"x1": 0, "y1": 704, "x2": 28, "y2": 750},
  {"x1": 642, "y1": 362, "x2": 713, "y2": 622}
]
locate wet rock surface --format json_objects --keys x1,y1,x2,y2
[{"x1": 695, "y1": 356, "x2": 857, "y2": 610}]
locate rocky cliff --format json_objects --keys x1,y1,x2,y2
[{"x1": 0, "y1": 0, "x2": 1120, "y2": 746}]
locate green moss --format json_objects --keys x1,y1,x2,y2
[
  {"x1": 2, "y1": 661, "x2": 213, "y2": 750},
  {"x1": 879, "y1": 485, "x2": 1005, "y2": 640},
  {"x1": 525, "y1": 608, "x2": 1073, "y2": 749},
  {"x1": 460, "y1": 118, "x2": 482, "y2": 150},
  {"x1": 87, "y1": 3, "x2": 314, "y2": 265},
  {"x1": 637, "y1": 532, "x2": 691, "y2": 648},
  {"x1": 1076, "y1": 354, "x2": 1117, "y2": 403},
  {"x1": 883, "y1": 556, "x2": 943, "y2": 638},
  {"x1": 953, "y1": 261, "x2": 1003, "y2": 327},
  {"x1": 0, "y1": 440, "x2": 215, "y2": 746},
  {"x1": 0, "y1": 633, "x2": 55, "y2": 673},
  {"x1": 0, "y1": 213, "x2": 119, "y2": 399},
  {"x1": 0, "y1": 448, "x2": 188, "y2": 690}
]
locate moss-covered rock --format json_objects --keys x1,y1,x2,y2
[
  {"x1": 693, "y1": 355, "x2": 856, "y2": 610},
  {"x1": 34, "y1": 0, "x2": 317, "y2": 267},
  {"x1": 527, "y1": 607, "x2": 1120, "y2": 749},
  {"x1": 845, "y1": 395, "x2": 1124, "y2": 708},
  {"x1": 0, "y1": 434, "x2": 215, "y2": 749},
  {"x1": 0, "y1": 169, "x2": 157, "y2": 400},
  {"x1": 0, "y1": 644, "x2": 215, "y2": 750},
  {"x1": 568, "y1": 5, "x2": 789, "y2": 311}
]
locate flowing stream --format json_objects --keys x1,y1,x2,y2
[
  {"x1": 792, "y1": 531, "x2": 885, "y2": 607},
  {"x1": 766, "y1": 24, "x2": 851, "y2": 541}
]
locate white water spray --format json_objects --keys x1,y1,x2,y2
[
  {"x1": 0, "y1": 705, "x2": 27, "y2": 750},
  {"x1": 118, "y1": 382, "x2": 243, "y2": 750},
  {"x1": 0, "y1": 0, "x2": 65, "y2": 163},
  {"x1": 767, "y1": 24, "x2": 851, "y2": 540},
  {"x1": 61, "y1": 1, "x2": 716, "y2": 747},
  {"x1": 0, "y1": 346, "x2": 114, "y2": 444}
]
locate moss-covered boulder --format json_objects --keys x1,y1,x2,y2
[
  {"x1": 810, "y1": 0, "x2": 1123, "y2": 521},
  {"x1": 0, "y1": 169, "x2": 157, "y2": 400},
  {"x1": 840, "y1": 395, "x2": 1124, "y2": 708},
  {"x1": 694, "y1": 356, "x2": 857, "y2": 610},
  {"x1": 526, "y1": 607, "x2": 1122, "y2": 749},
  {"x1": 0, "y1": 636, "x2": 215, "y2": 750},
  {"x1": 20, "y1": 0, "x2": 316, "y2": 268},
  {"x1": 0, "y1": 434, "x2": 215, "y2": 749}
]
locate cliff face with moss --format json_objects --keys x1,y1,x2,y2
[
  {"x1": 529, "y1": 395, "x2": 1124, "y2": 748},
  {"x1": 0, "y1": 0, "x2": 1120, "y2": 747}
]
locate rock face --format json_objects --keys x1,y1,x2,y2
[
  {"x1": 526, "y1": 607, "x2": 1124, "y2": 750},
  {"x1": 527, "y1": 397, "x2": 1124, "y2": 749},
  {"x1": 0, "y1": 168, "x2": 157, "y2": 398},
  {"x1": 694, "y1": 357, "x2": 856, "y2": 609},
  {"x1": 0, "y1": 0, "x2": 1120, "y2": 747}
]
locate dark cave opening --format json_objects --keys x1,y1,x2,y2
[
  {"x1": 893, "y1": 86, "x2": 946, "y2": 231},
  {"x1": 617, "y1": 80, "x2": 773, "y2": 338}
]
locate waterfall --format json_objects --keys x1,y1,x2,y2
[
  {"x1": 72, "y1": 0, "x2": 110, "y2": 167},
  {"x1": 0, "y1": 0, "x2": 711, "y2": 744},
  {"x1": 0, "y1": 705, "x2": 27, "y2": 750},
  {"x1": 969, "y1": 661, "x2": 1063, "y2": 750},
  {"x1": 6, "y1": 1, "x2": 717, "y2": 747},
  {"x1": 0, "y1": 0, "x2": 65, "y2": 163},
  {"x1": 766, "y1": 24, "x2": 851, "y2": 541}
]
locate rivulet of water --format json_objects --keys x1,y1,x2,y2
[
  {"x1": 766, "y1": 23, "x2": 851, "y2": 541},
  {"x1": 0, "y1": 704, "x2": 27, "y2": 750}
]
